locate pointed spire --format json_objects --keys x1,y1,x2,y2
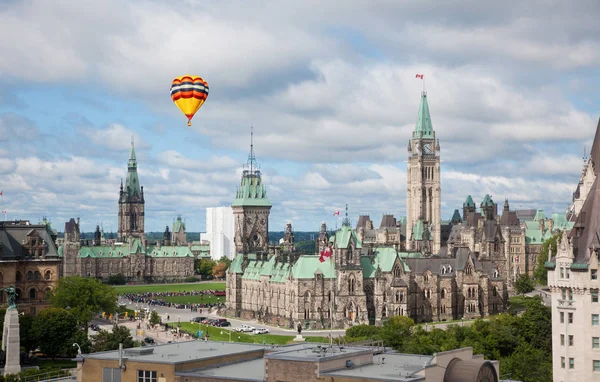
[
  {"x1": 413, "y1": 92, "x2": 434, "y2": 139},
  {"x1": 589, "y1": 117, "x2": 600, "y2": 173},
  {"x1": 247, "y1": 126, "x2": 257, "y2": 173},
  {"x1": 124, "y1": 136, "x2": 141, "y2": 198},
  {"x1": 463, "y1": 195, "x2": 475, "y2": 208},
  {"x1": 504, "y1": 198, "x2": 510, "y2": 212},
  {"x1": 342, "y1": 204, "x2": 350, "y2": 227},
  {"x1": 129, "y1": 135, "x2": 137, "y2": 163}
]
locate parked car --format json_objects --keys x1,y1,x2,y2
[
  {"x1": 216, "y1": 321, "x2": 231, "y2": 327},
  {"x1": 238, "y1": 324, "x2": 255, "y2": 332},
  {"x1": 90, "y1": 324, "x2": 100, "y2": 331},
  {"x1": 144, "y1": 337, "x2": 155, "y2": 344},
  {"x1": 253, "y1": 328, "x2": 269, "y2": 334},
  {"x1": 202, "y1": 318, "x2": 212, "y2": 324},
  {"x1": 192, "y1": 316, "x2": 206, "y2": 323}
]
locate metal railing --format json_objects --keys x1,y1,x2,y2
[{"x1": 22, "y1": 369, "x2": 74, "y2": 382}]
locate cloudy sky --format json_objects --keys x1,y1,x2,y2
[{"x1": 1, "y1": 0, "x2": 599, "y2": 234}]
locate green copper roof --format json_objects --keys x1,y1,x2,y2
[
  {"x1": 329, "y1": 225, "x2": 362, "y2": 249},
  {"x1": 360, "y1": 247, "x2": 411, "y2": 278},
  {"x1": 413, "y1": 92, "x2": 434, "y2": 139},
  {"x1": 533, "y1": 209, "x2": 546, "y2": 221},
  {"x1": 481, "y1": 194, "x2": 494, "y2": 207},
  {"x1": 570, "y1": 263, "x2": 589, "y2": 270},
  {"x1": 544, "y1": 261, "x2": 556, "y2": 269},
  {"x1": 232, "y1": 174, "x2": 271, "y2": 207},
  {"x1": 173, "y1": 216, "x2": 185, "y2": 233},
  {"x1": 412, "y1": 220, "x2": 432, "y2": 241},
  {"x1": 291, "y1": 256, "x2": 336, "y2": 279},
  {"x1": 125, "y1": 143, "x2": 141, "y2": 199},
  {"x1": 451, "y1": 209, "x2": 462, "y2": 223},
  {"x1": 463, "y1": 195, "x2": 475, "y2": 208},
  {"x1": 73, "y1": 240, "x2": 192, "y2": 259}
]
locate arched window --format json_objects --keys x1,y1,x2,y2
[
  {"x1": 465, "y1": 264, "x2": 472, "y2": 275},
  {"x1": 441, "y1": 266, "x2": 446, "y2": 275},
  {"x1": 424, "y1": 273, "x2": 429, "y2": 283},
  {"x1": 393, "y1": 266, "x2": 401, "y2": 278},
  {"x1": 426, "y1": 289, "x2": 431, "y2": 299},
  {"x1": 441, "y1": 289, "x2": 446, "y2": 299},
  {"x1": 493, "y1": 287, "x2": 497, "y2": 297},
  {"x1": 382, "y1": 306, "x2": 387, "y2": 318},
  {"x1": 26, "y1": 271, "x2": 33, "y2": 281},
  {"x1": 383, "y1": 292, "x2": 387, "y2": 303},
  {"x1": 399, "y1": 292, "x2": 404, "y2": 303},
  {"x1": 34, "y1": 271, "x2": 41, "y2": 281},
  {"x1": 44, "y1": 270, "x2": 51, "y2": 280},
  {"x1": 29, "y1": 288, "x2": 37, "y2": 300},
  {"x1": 395, "y1": 291, "x2": 400, "y2": 303}
]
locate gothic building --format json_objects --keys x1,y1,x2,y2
[
  {"x1": 406, "y1": 92, "x2": 441, "y2": 254},
  {"x1": 60, "y1": 141, "x2": 194, "y2": 281},
  {"x1": 226, "y1": 93, "x2": 509, "y2": 329}
]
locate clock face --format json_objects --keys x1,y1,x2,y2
[{"x1": 423, "y1": 143, "x2": 433, "y2": 155}]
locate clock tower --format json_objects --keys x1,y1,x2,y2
[
  {"x1": 232, "y1": 129, "x2": 271, "y2": 255},
  {"x1": 406, "y1": 92, "x2": 441, "y2": 253}
]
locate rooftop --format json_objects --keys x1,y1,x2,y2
[
  {"x1": 177, "y1": 357, "x2": 265, "y2": 381},
  {"x1": 323, "y1": 353, "x2": 434, "y2": 381}
]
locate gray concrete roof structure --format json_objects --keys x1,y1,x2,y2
[
  {"x1": 322, "y1": 353, "x2": 434, "y2": 381},
  {"x1": 176, "y1": 358, "x2": 265, "y2": 382}
]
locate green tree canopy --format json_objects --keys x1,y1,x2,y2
[
  {"x1": 149, "y1": 310, "x2": 161, "y2": 326},
  {"x1": 34, "y1": 308, "x2": 78, "y2": 359},
  {"x1": 198, "y1": 259, "x2": 216, "y2": 279},
  {"x1": 219, "y1": 256, "x2": 232, "y2": 269},
  {"x1": 379, "y1": 316, "x2": 415, "y2": 350},
  {"x1": 19, "y1": 314, "x2": 39, "y2": 352},
  {"x1": 91, "y1": 325, "x2": 134, "y2": 352},
  {"x1": 515, "y1": 274, "x2": 535, "y2": 296},
  {"x1": 51, "y1": 276, "x2": 117, "y2": 330},
  {"x1": 534, "y1": 233, "x2": 560, "y2": 284}
]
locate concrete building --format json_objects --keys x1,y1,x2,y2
[
  {"x1": 0, "y1": 219, "x2": 61, "y2": 315},
  {"x1": 546, "y1": 118, "x2": 600, "y2": 382},
  {"x1": 201, "y1": 207, "x2": 235, "y2": 260},
  {"x1": 76, "y1": 340, "x2": 500, "y2": 382}
]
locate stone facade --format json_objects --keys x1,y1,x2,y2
[
  {"x1": 547, "y1": 118, "x2": 600, "y2": 382},
  {"x1": 226, "y1": 99, "x2": 509, "y2": 328},
  {"x1": 0, "y1": 220, "x2": 61, "y2": 314},
  {"x1": 60, "y1": 142, "x2": 194, "y2": 281}
]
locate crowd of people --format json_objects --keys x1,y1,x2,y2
[{"x1": 121, "y1": 290, "x2": 226, "y2": 312}]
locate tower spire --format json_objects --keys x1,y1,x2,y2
[{"x1": 246, "y1": 126, "x2": 258, "y2": 174}]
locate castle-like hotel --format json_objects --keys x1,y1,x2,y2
[{"x1": 225, "y1": 92, "x2": 574, "y2": 328}]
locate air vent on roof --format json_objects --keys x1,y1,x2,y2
[{"x1": 124, "y1": 348, "x2": 154, "y2": 356}]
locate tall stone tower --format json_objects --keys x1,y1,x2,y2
[
  {"x1": 118, "y1": 139, "x2": 145, "y2": 241},
  {"x1": 232, "y1": 130, "x2": 271, "y2": 255},
  {"x1": 406, "y1": 92, "x2": 441, "y2": 253}
]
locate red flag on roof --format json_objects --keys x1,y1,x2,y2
[
  {"x1": 415, "y1": 74, "x2": 424, "y2": 79},
  {"x1": 333, "y1": 211, "x2": 340, "y2": 216},
  {"x1": 320, "y1": 246, "x2": 333, "y2": 260}
]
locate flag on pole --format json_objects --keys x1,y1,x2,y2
[
  {"x1": 333, "y1": 211, "x2": 340, "y2": 216},
  {"x1": 319, "y1": 246, "x2": 333, "y2": 263},
  {"x1": 415, "y1": 74, "x2": 424, "y2": 79},
  {"x1": 0, "y1": 190, "x2": 3, "y2": 196}
]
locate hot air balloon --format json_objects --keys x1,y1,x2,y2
[{"x1": 170, "y1": 75, "x2": 209, "y2": 126}]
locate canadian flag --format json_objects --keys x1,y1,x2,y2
[
  {"x1": 333, "y1": 211, "x2": 340, "y2": 216},
  {"x1": 319, "y1": 246, "x2": 333, "y2": 263},
  {"x1": 415, "y1": 74, "x2": 424, "y2": 79}
]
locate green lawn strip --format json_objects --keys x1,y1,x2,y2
[
  {"x1": 35, "y1": 359, "x2": 78, "y2": 370},
  {"x1": 114, "y1": 282, "x2": 225, "y2": 294},
  {"x1": 508, "y1": 295, "x2": 531, "y2": 310},
  {"x1": 172, "y1": 322, "x2": 326, "y2": 345}
]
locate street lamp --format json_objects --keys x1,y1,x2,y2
[
  {"x1": 178, "y1": 316, "x2": 181, "y2": 328},
  {"x1": 461, "y1": 317, "x2": 464, "y2": 327},
  {"x1": 220, "y1": 331, "x2": 232, "y2": 342}
]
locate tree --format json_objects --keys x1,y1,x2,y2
[
  {"x1": 149, "y1": 310, "x2": 161, "y2": 326},
  {"x1": 212, "y1": 262, "x2": 228, "y2": 279},
  {"x1": 34, "y1": 308, "x2": 78, "y2": 359},
  {"x1": 198, "y1": 259, "x2": 216, "y2": 279},
  {"x1": 219, "y1": 256, "x2": 232, "y2": 270},
  {"x1": 515, "y1": 274, "x2": 535, "y2": 296},
  {"x1": 379, "y1": 315, "x2": 414, "y2": 350},
  {"x1": 51, "y1": 276, "x2": 117, "y2": 332},
  {"x1": 19, "y1": 314, "x2": 39, "y2": 352},
  {"x1": 91, "y1": 325, "x2": 134, "y2": 352},
  {"x1": 500, "y1": 342, "x2": 553, "y2": 382},
  {"x1": 534, "y1": 233, "x2": 560, "y2": 284}
]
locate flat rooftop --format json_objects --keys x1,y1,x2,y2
[
  {"x1": 322, "y1": 353, "x2": 434, "y2": 382},
  {"x1": 265, "y1": 344, "x2": 371, "y2": 362},
  {"x1": 176, "y1": 358, "x2": 265, "y2": 381},
  {"x1": 82, "y1": 340, "x2": 267, "y2": 364}
]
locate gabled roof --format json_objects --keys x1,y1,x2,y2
[
  {"x1": 533, "y1": 209, "x2": 546, "y2": 221},
  {"x1": 413, "y1": 92, "x2": 434, "y2": 139},
  {"x1": 356, "y1": 215, "x2": 371, "y2": 230},
  {"x1": 412, "y1": 220, "x2": 432, "y2": 241},
  {"x1": 589, "y1": 117, "x2": 600, "y2": 173},
  {"x1": 173, "y1": 217, "x2": 185, "y2": 233},
  {"x1": 329, "y1": 225, "x2": 362, "y2": 249},
  {"x1": 379, "y1": 214, "x2": 397, "y2": 228},
  {"x1": 450, "y1": 209, "x2": 462, "y2": 224},
  {"x1": 292, "y1": 256, "x2": 336, "y2": 279},
  {"x1": 569, "y1": 176, "x2": 600, "y2": 263}
]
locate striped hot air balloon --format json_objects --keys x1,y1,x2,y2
[{"x1": 170, "y1": 75, "x2": 209, "y2": 126}]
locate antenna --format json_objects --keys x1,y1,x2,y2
[
  {"x1": 131, "y1": 135, "x2": 134, "y2": 148},
  {"x1": 248, "y1": 126, "x2": 256, "y2": 174}
]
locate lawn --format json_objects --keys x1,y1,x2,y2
[
  {"x1": 173, "y1": 322, "x2": 328, "y2": 345},
  {"x1": 114, "y1": 282, "x2": 225, "y2": 294},
  {"x1": 508, "y1": 295, "x2": 532, "y2": 311}
]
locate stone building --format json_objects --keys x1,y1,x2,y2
[
  {"x1": 546, "y1": 118, "x2": 600, "y2": 381},
  {"x1": 0, "y1": 220, "x2": 61, "y2": 314},
  {"x1": 356, "y1": 214, "x2": 405, "y2": 250},
  {"x1": 226, "y1": 93, "x2": 509, "y2": 329},
  {"x1": 60, "y1": 141, "x2": 194, "y2": 281}
]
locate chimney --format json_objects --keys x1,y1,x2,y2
[
  {"x1": 157, "y1": 241, "x2": 161, "y2": 250},
  {"x1": 76, "y1": 217, "x2": 80, "y2": 228}
]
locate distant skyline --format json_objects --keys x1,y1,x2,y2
[{"x1": 1, "y1": 1, "x2": 599, "y2": 232}]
